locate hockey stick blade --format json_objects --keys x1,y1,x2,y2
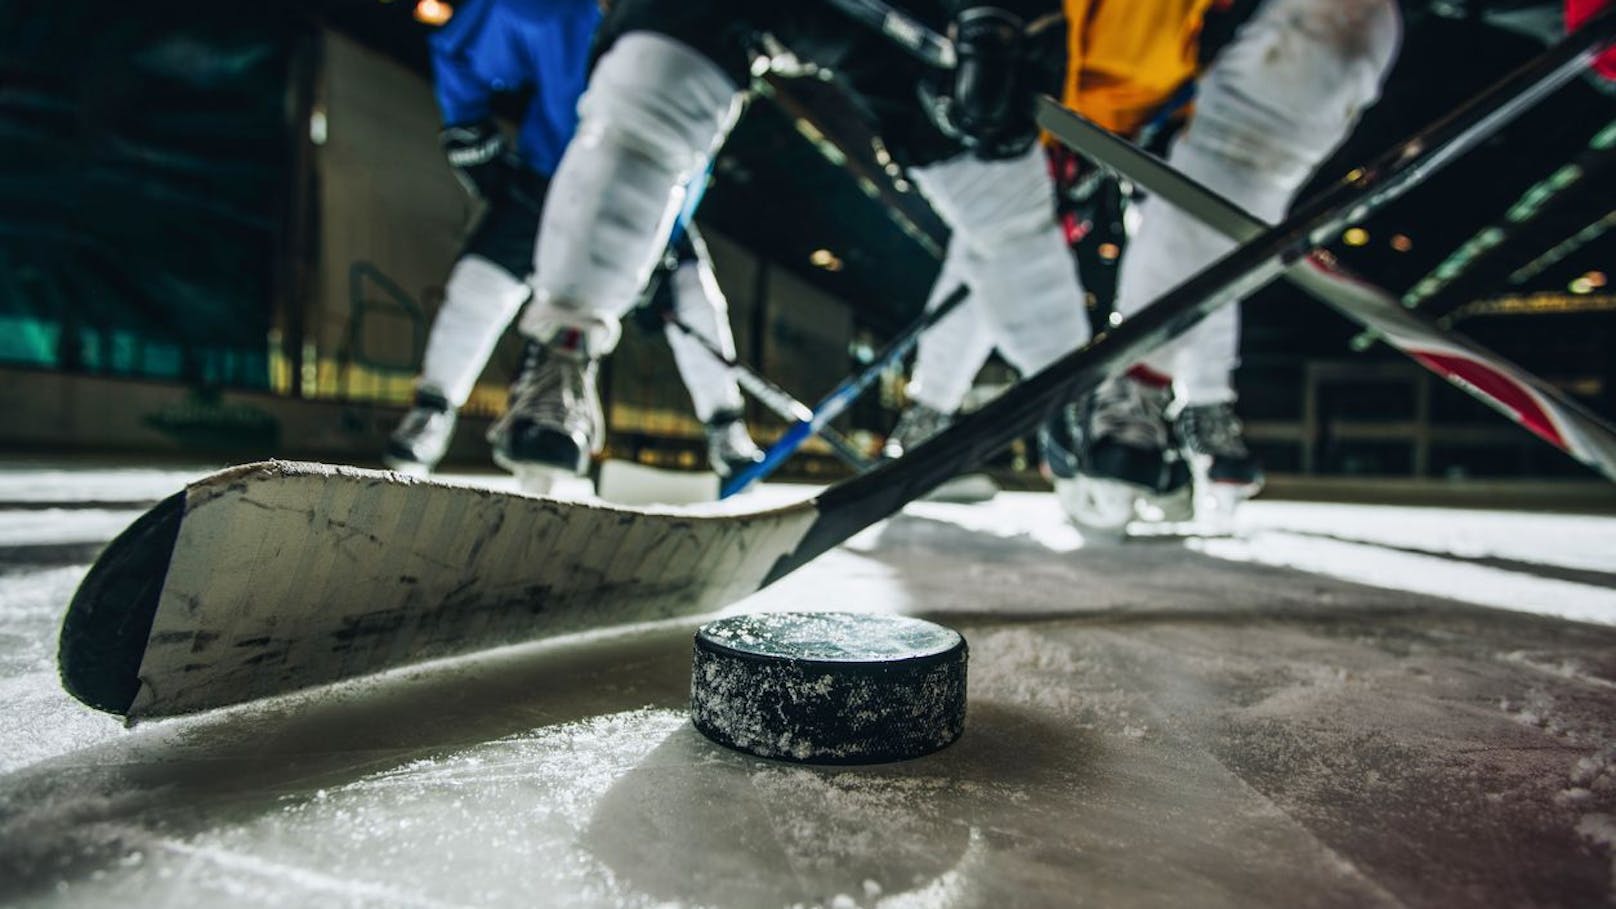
[{"x1": 60, "y1": 462, "x2": 818, "y2": 719}]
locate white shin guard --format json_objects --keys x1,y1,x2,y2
[
  {"x1": 908, "y1": 242, "x2": 995, "y2": 414},
  {"x1": 1118, "y1": 0, "x2": 1401, "y2": 405},
  {"x1": 521, "y1": 32, "x2": 740, "y2": 354},
  {"x1": 418, "y1": 255, "x2": 531, "y2": 407},
  {"x1": 911, "y1": 146, "x2": 1091, "y2": 382},
  {"x1": 664, "y1": 257, "x2": 745, "y2": 423}
]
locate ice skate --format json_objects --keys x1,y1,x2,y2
[
  {"x1": 882, "y1": 401, "x2": 953, "y2": 460},
  {"x1": 383, "y1": 388, "x2": 457, "y2": 477},
  {"x1": 1040, "y1": 372, "x2": 1191, "y2": 533},
  {"x1": 488, "y1": 331, "x2": 602, "y2": 495},
  {"x1": 704, "y1": 409, "x2": 764, "y2": 479},
  {"x1": 883, "y1": 401, "x2": 997, "y2": 502},
  {"x1": 1175, "y1": 401, "x2": 1264, "y2": 527}
]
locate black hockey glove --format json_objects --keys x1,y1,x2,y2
[
  {"x1": 948, "y1": 7, "x2": 1027, "y2": 157},
  {"x1": 440, "y1": 120, "x2": 514, "y2": 200}
]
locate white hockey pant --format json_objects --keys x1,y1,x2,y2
[
  {"x1": 664, "y1": 251, "x2": 746, "y2": 422},
  {"x1": 908, "y1": 145, "x2": 1091, "y2": 412},
  {"x1": 1117, "y1": 0, "x2": 1401, "y2": 404},
  {"x1": 907, "y1": 240, "x2": 995, "y2": 413},
  {"x1": 519, "y1": 32, "x2": 740, "y2": 355},
  {"x1": 418, "y1": 254, "x2": 531, "y2": 407}
]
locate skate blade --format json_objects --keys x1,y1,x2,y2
[
  {"x1": 491, "y1": 451, "x2": 572, "y2": 497},
  {"x1": 924, "y1": 473, "x2": 998, "y2": 504},
  {"x1": 1138, "y1": 482, "x2": 1194, "y2": 524},
  {"x1": 596, "y1": 460, "x2": 719, "y2": 507},
  {"x1": 382, "y1": 458, "x2": 432, "y2": 479},
  {"x1": 1053, "y1": 476, "x2": 1141, "y2": 537}
]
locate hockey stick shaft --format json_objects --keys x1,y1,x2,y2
[
  {"x1": 821, "y1": 0, "x2": 956, "y2": 68},
  {"x1": 771, "y1": 19, "x2": 1611, "y2": 579},
  {"x1": 1035, "y1": 77, "x2": 1616, "y2": 481},
  {"x1": 721, "y1": 282, "x2": 971, "y2": 497},
  {"x1": 662, "y1": 311, "x2": 875, "y2": 469}
]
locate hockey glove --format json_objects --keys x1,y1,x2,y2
[
  {"x1": 441, "y1": 120, "x2": 514, "y2": 200},
  {"x1": 946, "y1": 7, "x2": 1030, "y2": 158},
  {"x1": 931, "y1": 7, "x2": 1066, "y2": 160}
]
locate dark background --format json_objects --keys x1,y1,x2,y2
[{"x1": 1, "y1": 0, "x2": 1612, "y2": 479}]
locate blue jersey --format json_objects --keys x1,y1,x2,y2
[{"x1": 428, "y1": 0, "x2": 601, "y2": 176}]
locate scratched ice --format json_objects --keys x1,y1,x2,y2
[{"x1": 2, "y1": 465, "x2": 1615, "y2": 907}]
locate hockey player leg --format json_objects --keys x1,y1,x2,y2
[
  {"x1": 885, "y1": 243, "x2": 993, "y2": 460},
  {"x1": 1038, "y1": 366, "x2": 1191, "y2": 533},
  {"x1": 497, "y1": 32, "x2": 741, "y2": 488},
  {"x1": 663, "y1": 231, "x2": 764, "y2": 478},
  {"x1": 1113, "y1": 0, "x2": 1401, "y2": 518},
  {"x1": 908, "y1": 147, "x2": 1105, "y2": 521},
  {"x1": 912, "y1": 146, "x2": 1165, "y2": 529},
  {"x1": 1170, "y1": 311, "x2": 1265, "y2": 525},
  {"x1": 387, "y1": 255, "x2": 530, "y2": 475}
]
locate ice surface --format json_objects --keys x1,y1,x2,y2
[{"x1": 2, "y1": 465, "x2": 1615, "y2": 906}]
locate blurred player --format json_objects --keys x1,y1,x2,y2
[{"x1": 385, "y1": 0, "x2": 763, "y2": 483}]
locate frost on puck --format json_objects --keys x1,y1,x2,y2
[{"x1": 690, "y1": 612, "x2": 967, "y2": 764}]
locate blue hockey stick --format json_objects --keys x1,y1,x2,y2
[{"x1": 720, "y1": 282, "x2": 970, "y2": 497}]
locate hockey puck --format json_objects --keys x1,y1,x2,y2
[{"x1": 690, "y1": 612, "x2": 968, "y2": 764}]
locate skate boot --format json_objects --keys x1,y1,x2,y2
[
  {"x1": 1039, "y1": 371, "x2": 1192, "y2": 533},
  {"x1": 488, "y1": 330, "x2": 603, "y2": 494},
  {"x1": 704, "y1": 409, "x2": 765, "y2": 479},
  {"x1": 1175, "y1": 401, "x2": 1265, "y2": 522},
  {"x1": 881, "y1": 401, "x2": 953, "y2": 460},
  {"x1": 383, "y1": 388, "x2": 456, "y2": 476}
]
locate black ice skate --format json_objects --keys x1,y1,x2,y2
[
  {"x1": 1039, "y1": 370, "x2": 1191, "y2": 532},
  {"x1": 1175, "y1": 401, "x2": 1265, "y2": 520},
  {"x1": 882, "y1": 401, "x2": 953, "y2": 460},
  {"x1": 383, "y1": 388, "x2": 457, "y2": 476},
  {"x1": 488, "y1": 330, "x2": 602, "y2": 494},
  {"x1": 704, "y1": 409, "x2": 764, "y2": 479}
]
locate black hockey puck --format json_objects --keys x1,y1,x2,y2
[{"x1": 690, "y1": 612, "x2": 968, "y2": 764}]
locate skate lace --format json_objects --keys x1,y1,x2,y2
[
  {"x1": 1088, "y1": 377, "x2": 1170, "y2": 450},
  {"x1": 707, "y1": 418, "x2": 759, "y2": 458},
  {"x1": 507, "y1": 343, "x2": 596, "y2": 436},
  {"x1": 1177, "y1": 403, "x2": 1250, "y2": 458},
  {"x1": 397, "y1": 407, "x2": 439, "y2": 437},
  {"x1": 891, "y1": 403, "x2": 952, "y2": 449}
]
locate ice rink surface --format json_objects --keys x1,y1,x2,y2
[{"x1": 2, "y1": 462, "x2": 1615, "y2": 907}]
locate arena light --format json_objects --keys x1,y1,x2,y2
[
  {"x1": 414, "y1": 0, "x2": 452, "y2": 26},
  {"x1": 810, "y1": 248, "x2": 843, "y2": 271}
]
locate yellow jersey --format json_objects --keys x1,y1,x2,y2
[{"x1": 1063, "y1": 0, "x2": 1216, "y2": 136}]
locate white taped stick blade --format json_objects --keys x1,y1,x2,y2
[
  {"x1": 596, "y1": 460, "x2": 720, "y2": 507},
  {"x1": 690, "y1": 612, "x2": 968, "y2": 765}
]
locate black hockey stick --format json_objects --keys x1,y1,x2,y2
[
  {"x1": 821, "y1": 0, "x2": 956, "y2": 69},
  {"x1": 767, "y1": 14, "x2": 1616, "y2": 580}
]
